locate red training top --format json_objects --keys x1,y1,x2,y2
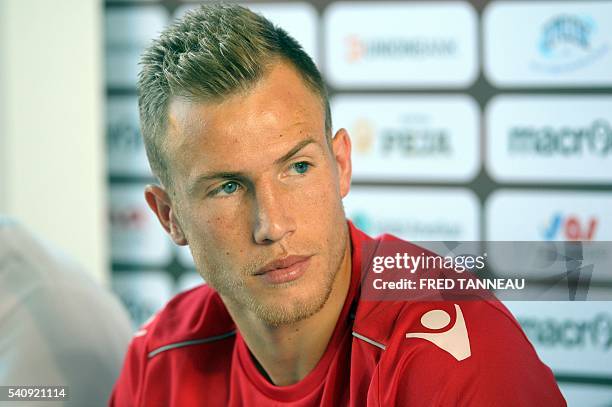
[{"x1": 110, "y1": 222, "x2": 566, "y2": 406}]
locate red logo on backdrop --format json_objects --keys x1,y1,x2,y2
[
  {"x1": 346, "y1": 35, "x2": 365, "y2": 62},
  {"x1": 542, "y1": 214, "x2": 598, "y2": 240},
  {"x1": 110, "y1": 208, "x2": 147, "y2": 229}
]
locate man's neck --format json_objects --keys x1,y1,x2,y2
[{"x1": 227, "y1": 240, "x2": 353, "y2": 386}]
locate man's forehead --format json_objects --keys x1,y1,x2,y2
[
  {"x1": 164, "y1": 104, "x2": 325, "y2": 186},
  {"x1": 167, "y1": 98, "x2": 321, "y2": 152},
  {"x1": 169, "y1": 82, "x2": 322, "y2": 148}
]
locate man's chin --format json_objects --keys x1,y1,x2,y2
[
  {"x1": 247, "y1": 288, "x2": 331, "y2": 327},
  {"x1": 250, "y1": 303, "x2": 324, "y2": 327}
]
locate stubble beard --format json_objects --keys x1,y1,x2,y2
[{"x1": 199, "y1": 228, "x2": 349, "y2": 327}]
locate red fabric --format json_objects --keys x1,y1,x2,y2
[{"x1": 110, "y1": 223, "x2": 566, "y2": 406}]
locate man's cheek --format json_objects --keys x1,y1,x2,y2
[
  {"x1": 196, "y1": 206, "x2": 245, "y2": 239},
  {"x1": 301, "y1": 175, "x2": 338, "y2": 202}
]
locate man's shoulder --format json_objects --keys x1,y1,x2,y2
[
  {"x1": 110, "y1": 284, "x2": 237, "y2": 405},
  {"x1": 131, "y1": 283, "x2": 235, "y2": 354},
  {"x1": 352, "y1": 226, "x2": 523, "y2": 358},
  {"x1": 353, "y1": 296, "x2": 527, "y2": 357},
  {"x1": 353, "y1": 298, "x2": 565, "y2": 405}
]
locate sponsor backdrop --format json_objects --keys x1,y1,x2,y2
[{"x1": 105, "y1": 0, "x2": 612, "y2": 404}]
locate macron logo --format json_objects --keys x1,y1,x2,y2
[{"x1": 406, "y1": 304, "x2": 471, "y2": 361}]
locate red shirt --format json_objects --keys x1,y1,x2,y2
[{"x1": 110, "y1": 223, "x2": 566, "y2": 406}]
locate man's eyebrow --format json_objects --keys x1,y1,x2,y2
[
  {"x1": 186, "y1": 138, "x2": 318, "y2": 196},
  {"x1": 274, "y1": 137, "x2": 317, "y2": 165}
]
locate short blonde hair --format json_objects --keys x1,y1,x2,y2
[{"x1": 138, "y1": 3, "x2": 331, "y2": 188}]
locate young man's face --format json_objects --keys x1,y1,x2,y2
[{"x1": 148, "y1": 61, "x2": 352, "y2": 326}]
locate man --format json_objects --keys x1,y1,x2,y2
[{"x1": 110, "y1": 4, "x2": 565, "y2": 406}]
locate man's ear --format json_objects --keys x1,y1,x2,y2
[
  {"x1": 331, "y1": 128, "x2": 352, "y2": 198},
  {"x1": 144, "y1": 185, "x2": 188, "y2": 246}
]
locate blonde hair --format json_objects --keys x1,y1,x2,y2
[{"x1": 138, "y1": 3, "x2": 331, "y2": 188}]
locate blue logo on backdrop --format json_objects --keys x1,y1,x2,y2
[{"x1": 530, "y1": 14, "x2": 609, "y2": 74}]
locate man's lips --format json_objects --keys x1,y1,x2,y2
[{"x1": 255, "y1": 255, "x2": 312, "y2": 284}]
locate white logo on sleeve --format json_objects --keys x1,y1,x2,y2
[{"x1": 405, "y1": 304, "x2": 471, "y2": 361}]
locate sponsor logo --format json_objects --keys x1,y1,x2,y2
[
  {"x1": 352, "y1": 119, "x2": 376, "y2": 154},
  {"x1": 110, "y1": 208, "x2": 147, "y2": 229},
  {"x1": 542, "y1": 214, "x2": 598, "y2": 241},
  {"x1": 335, "y1": 96, "x2": 478, "y2": 181},
  {"x1": 508, "y1": 119, "x2": 612, "y2": 157},
  {"x1": 486, "y1": 190, "x2": 612, "y2": 242},
  {"x1": 107, "y1": 119, "x2": 143, "y2": 153},
  {"x1": 483, "y1": 2, "x2": 612, "y2": 87},
  {"x1": 531, "y1": 14, "x2": 610, "y2": 74},
  {"x1": 325, "y1": 3, "x2": 477, "y2": 87},
  {"x1": 107, "y1": 98, "x2": 151, "y2": 176},
  {"x1": 381, "y1": 127, "x2": 451, "y2": 156},
  {"x1": 110, "y1": 186, "x2": 172, "y2": 264},
  {"x1": 519, "y1": 313, "x2": 612, "y2": 351},
  {"x1": 345, "y1": 35, "x2": 456, "y2": 63},
  {"x1": 346, "y1": 188, "x2": 479, "y2": 241},
  {"x1": 406, "y1": 304, "x2": 471, "y2": 361},
  {"x1": 486, "y1": 96, "x2": 612, "y2": 183},
  {"x1": 351, "y1": 118, "x2": 453, "y2": 156},
  {"x1": 351, "y1": 211, "x2": 464, "y2": 241}
]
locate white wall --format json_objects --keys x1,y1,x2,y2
[{"x1": 0, "y1": 0, "x2": 108, "y2": 284}]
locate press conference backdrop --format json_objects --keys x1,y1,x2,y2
[{"x1": 105, "y1": 1, "x2": 612, "y2": 404}]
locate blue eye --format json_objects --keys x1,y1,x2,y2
[
  {"x1": 221, "y1": 182, "x2": 239, "y2": 195},
  {"x1": 292, "y1": 161, "x2": 310, "y2": 174}
]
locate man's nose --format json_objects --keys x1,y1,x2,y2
[{"x1": 253, "y1": 182, "x2": 296, "y2": 245}]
